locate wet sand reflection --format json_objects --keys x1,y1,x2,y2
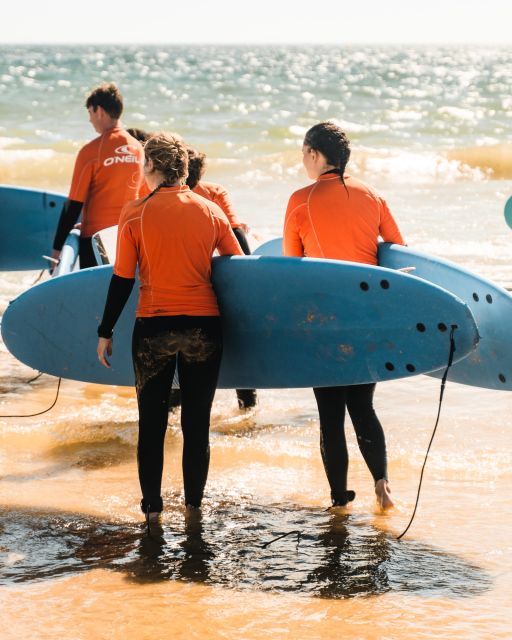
[{"x1": 0, "y1": 503, "x2": 491, "y2": 599}]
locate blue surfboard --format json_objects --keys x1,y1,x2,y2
[
  {"x1": 254, "y1": 238, "x2": 282, "y2": 257},
  {"x1": 504, "y1": 196, "x2": 512, "y2": 230},
  {"x1": 378, "y1": 243, "x2": 512, "y2": 390},
  {"x1": 255, "y1": 237, "x2": 512, "y2": 390},
  {"x1": 0, "y1": 184, "x2": 66, "y2": 271},
  {"x1": 1, "y1": 257, "x2": 478, "y2": 389}
]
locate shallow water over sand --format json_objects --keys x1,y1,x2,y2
[{"x1": 1, "y1": 354, "x2": 512, "y2": 638}]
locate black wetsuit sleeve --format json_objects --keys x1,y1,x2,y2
[
  {"x1": 233, "y1": 227, "x2": 251, "y2": 255},
  {"x1": 52, "y1": 199, "x2": 83, "y2": 251},
  {"x1": 97, "y1": 274, "x2": 135, "y2": 338}
]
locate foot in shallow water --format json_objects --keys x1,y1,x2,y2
[
  {"x1": 236, "y1": 389, "x2": 258, "y2": 410},
  {"x1": 329, "y1": 490, "x2": 356, "y2": 512},
  {"x1": 375, "y1": 478, "x2": 394, "y2": 511}
]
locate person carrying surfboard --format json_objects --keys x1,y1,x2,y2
[
  {"x1": 283, "y1": 121, "x2": 405, "y2": 511},
  {"x1": 186, "y1": 146, "x2": 257, "y2": 410},
  {"x1": 51, "y1": 83, "x2": 145, "y2": 269},
  {"x1": 96, "y1": 132, "x2": 243, "y2": 522}
]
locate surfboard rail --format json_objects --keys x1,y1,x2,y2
[{"x1": 1, "y1": 256, "x2": 478, "y2": 389}]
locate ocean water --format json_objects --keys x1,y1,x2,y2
[{"x1": 1, "y1": 45, "x2": 512, "y2": 639}]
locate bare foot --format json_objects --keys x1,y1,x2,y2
[{"x1": 375, "y1": 478, "x2": 394, "y2": 511}]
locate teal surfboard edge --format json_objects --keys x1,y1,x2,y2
[
  {"x1": 0, "y1": 184, "x2": 66, "y2": 271},
  {"x1": 378, "y1": 242, "x2": 512, "y2": 391},
  {"x1": 504, "y1": 196, "x2": 512, "y2": 230},
  {"x1": 1, "y1": 256, "x2": 478, "y2": 389}
]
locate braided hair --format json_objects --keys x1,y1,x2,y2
[
  {"x1": 304, "y1": 122, "x2": 351, "y2": 195},
  {"x1": 143, "y1": 132, "x2": 189, "y2": 202}
]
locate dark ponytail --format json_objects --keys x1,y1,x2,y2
[{"x1": 304, "y1": 122, "x2": 351, "y2": 196}]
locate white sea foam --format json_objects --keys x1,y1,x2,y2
[
  {"x1": 0, "y1": 136, "x2": 24, "y2": 148},
  {"x1": 0, "y1": 148, "x2": 56, "y2": 160},
  {"x1": 356, "y1": 151, "x2": 488, "y2": 183},
  {"x1": 438, "y1": 106, "x2": 480, "y2": 122}
]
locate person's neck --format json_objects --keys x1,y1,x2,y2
[
  {"x1": 98, "y1": 119, "x2": 120, "y2": 134},
  {"x1": 146, "y1": 173, "x2": 181, "y2": 191}
]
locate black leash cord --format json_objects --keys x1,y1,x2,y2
[
  {"x1": 0, "y1": 377, "x2": 62, "y2": 418},
  {"x1": 397, "y1": 326, "x2": 457, "y2": 540},
  {"x1": 25, "y1": 372, "x2": 44, "y2": 384},
  {"x1": 31, "y1": 269, "x2": 46, "y2": 285},
  {"x1": 261, "y1": 530, "x2": 301, "y2": 549}
]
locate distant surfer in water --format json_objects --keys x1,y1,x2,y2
[
  {"x1": 283, "y1": 121, "x2": 405, "y2": 510},
  {"x1": 96, "y1": 132, "x2": 243, "y2": 522},
  {"x1": 51, "y1": 83, "x2": 145, "y2": 269}
]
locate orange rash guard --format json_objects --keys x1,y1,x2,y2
[
  {"x1": 68, "y1": 128, "x2": 145, "y2": 237},
  {"x1": 114, "y1": 186, "x2": 244, "y2": 317},
  {"x1": 193, "y1": 181, "x2": 242, "y2": 228},
  {"x1": 283, "y1": 173, "x2": 405, "y2": 264}
]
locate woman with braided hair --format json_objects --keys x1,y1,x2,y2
[
  {"x1": 283, "y1": 121, "x2": 405, "y2": 511},
  {"x1": 97, "y1": 132, "x2": 243, "y2": 522}
]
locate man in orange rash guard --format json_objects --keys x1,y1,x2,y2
[
  {"x1": 283, "y1": 121, "x2": 405, "y2": 512},
  {"x1": 97, "y1": 133, "x2": 243, "y2": 520},
  {"x1": 52, "y1": 83, "x2": 144, "y2": 269}
]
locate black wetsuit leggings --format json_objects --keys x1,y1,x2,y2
[
  {"x1": 79, "y1": 237, "x2": 97, "y2": 269},
  {"x1": 132, "y1": 316, "x2": 223, "y2": 512},
  {"x1": 313, "y1": 383, "x2": 387, "y2": 505}
]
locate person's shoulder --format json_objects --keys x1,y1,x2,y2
[
  {"x1": 196, "y1": 181, "x2": 227, "y2": 200},
  {"x1": 345, "y1": 175, "x2": 380, "y2": 198},
  {"x1": 76, "y1": 134, "x2": 102, "y2": 159},
  {"x1": 191, "y1": 191, "x2": 229, "y2": 221},
  {"x1": 200, "y1": 180, "x2": 225, "y2": 193},
  {"x1": 287, "y1": 183, "x2": 314, "y2": 209},
  {"x1": 120, "y1": 197, "x2": 145, "y2": 222},
  {"x1": 118, "y1": 128, "x2": 144, "y2": 149}
]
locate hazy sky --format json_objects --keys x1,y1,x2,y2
[{"x1": 1, "y1": 0, "x2": 511, "y2": 44}]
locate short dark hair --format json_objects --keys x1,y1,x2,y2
[
  {"x1": 86, "y1": 83, "x2": 123, "y2": 119},
  {"x1": 126, "y1": 128, "x2": 151, "y2": 143},
  {"x1": 186, "y1": 147, "x2": 206, "y2": 190}
]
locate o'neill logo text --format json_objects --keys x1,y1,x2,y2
[{"x1": 104, "y1": 145, "x2": 141, "y2": 167}]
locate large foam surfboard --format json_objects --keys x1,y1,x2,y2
[
  {"x1": 0, "y1": 185, "x2": 67, "y2": 271},
  {"x1": 1, "y1": 257, "x2": 478, "y2": 389},
  {"x1": 255, "y1": 237, "x2": 512, "y2": 390}
]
